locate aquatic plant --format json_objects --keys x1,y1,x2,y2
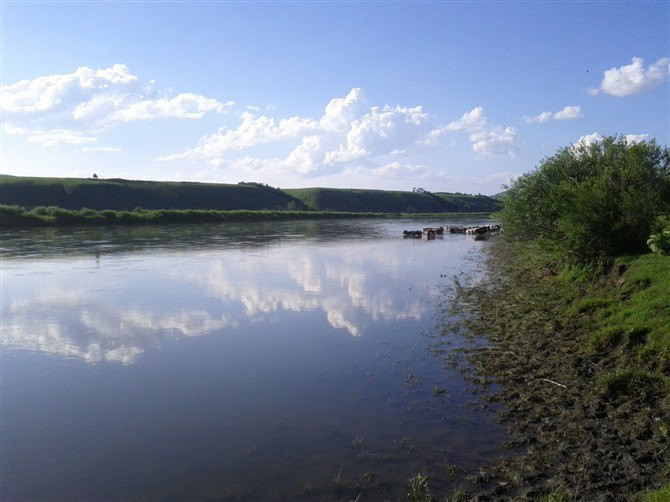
[{"x1": 407, "y1": 472, "x2": 429, "y2": 501}]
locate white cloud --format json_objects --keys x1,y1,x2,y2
[
  {"x1": 157, "y1": 88, "x2": 442, "y2": 178},
  {"x1": 574, "y1": 132, "x2": 650, "y2": 149},
  {"x1": 591, "y1": 57, "x2": 670, "y2": 97},
  {"x1": 574, "y1": 132, "x2": 603, "y2": 147},
  {"x1": 370, "y1": 161, "x2": 429, "y2": 178},
  {"x1": 1, "y1": 64, "x2": 232, "y2": 147},
  {"x1": 110, "y1": 93, "x2": 231, "y2": 122},
  {"x1": 553, "y1": 105, "x2": 582, "y2": 120},
  {"x1": 0, "y1": 64, "x2": 138, "y2": 113},
  {"x1": 4, "y1": 125, "x2": 98, "y2": 147},
  {"x1": 446, "y1": 106, "x2": 487, "y2": 132},
  {"x1": 523, "y1": 111, "x2": 552, "y2": 124},
  {"x1": 524, "y1": 105, "x2": 582, "y2": 123},
  {"x1": 445, "y1": 107, "x2": 518, "y2": 157},
  {"x1": 470, "y1": 126, "x2": 518, "y2": 157},
  {"x1": 624, "y1": 133, "x2": 649, "y2": 143}
]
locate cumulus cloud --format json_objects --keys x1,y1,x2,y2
[
  {"x1": 574, "y1": 132, "x2": 603, "y2": 147},
  {"x1": 553, "y1": 105, "x2": 583, "y2": 120},
  {"x1": 157, "y1": 88, "x2": 441, "y2": 178},
  {"x1": 445, "y1": 107, "x2": 518, "y2": 157},
  {"x1": 523, "y1": 111, "x2": 553, "y2": 124},
  {"x1": 523, "y1": 105, "x2": 582, "y2": 123},
  {"x1": 445, "y1": 106, "x2": 487, "y2": 132},
  {"x1": 574, "y1": 132, "x2": 651, "y2": 149},
  {"x1": 1, "y1": 64, "x2": 232, "y2": 147},
  {"x1": 590, "y1": 57, "x2": 670, "y2": 97},
  {"x1": 624, "y1": 133, "x2": 649, "y2": 143}
]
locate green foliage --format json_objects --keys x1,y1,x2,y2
[
  {"x1": 0, "y1": 205, "x2": 397, "y2": 228},
  {"x1": 639, "y1": 486, "x2": 670, "y2": 502},
  {"x1": 500, "y1": 136, "x2": 670, "y2": 264},
  {"x1": 648, "y1": 230, "x2": 670, "y2": 255}
]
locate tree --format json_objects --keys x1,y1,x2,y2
[
  {"x1": 500, "y1": 135, "x2": 670, "y2": 264},
  {"x1": 92, "y1": 173, "x2": 98, "y2": 179}
]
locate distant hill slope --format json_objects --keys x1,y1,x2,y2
[
  {"x1": 0, "y1": 176, "x2": 502, "y2": 213},
  {"x1": 286, "y1": 187, "x2": 502, "y2": 213},
  {"x1": 0, "y1": 176, "x2": 307, "y2": 211}
]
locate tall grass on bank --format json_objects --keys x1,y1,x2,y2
[
  {"x1": 0, "y1": 205, "x2": 380, "y2": 227},
  {"x1": 0, "y1": 204, "x2": 494, "y2": 228}
]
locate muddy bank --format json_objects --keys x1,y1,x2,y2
[{"x1": 439, "y1": 236, "x2": 670, "y2": 500}]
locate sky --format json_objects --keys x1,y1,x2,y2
[{"x1": 1, "y1": 1, "x2": 668, "y2": 195}]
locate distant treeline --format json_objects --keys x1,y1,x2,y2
[{"x1": 0, "y1": 176, "x2": 502, "y2": 214}]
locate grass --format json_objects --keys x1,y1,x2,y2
[
  {"x1": 639, "y1": 486, "x2": 670, "y2": 501},
  {"x1": 407, "y1": 473, "x2": 429, "y2": 501},
  {"x1": 285, "y1": 187, "x2": 502, "y2": 213},
  {"x1": 0, "y1": 175, "x2": 304, "y2": 211},
  {"x1": 0, "y1": 204, "x2": 499, "y2": 228},
  {"x1": 0, "y1": 175, "x2": 502, "y2": 213},
  {"x1": 444, "y1": 233, "x2": 670, "y2": 498}
]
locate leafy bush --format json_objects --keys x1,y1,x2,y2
[
  {"x1": 501, "y1": 136, "x2": 670, "y2": 264},
  {"x1": 647, "y1": 230, "x2": 670, "y2": 255}
]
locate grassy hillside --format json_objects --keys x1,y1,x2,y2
[
  {"x1": 285, "y1": 187, "x2": 502, "y2": 213},
  {"x1": 0, "y1": 176, "x2": 306, "y2": 211},
  {"x1": 0, "y1": 176, "x2": 502, "y2": 213},
  {"x1": 434, "y1": 192, "x2": 503, "y2": 212}
]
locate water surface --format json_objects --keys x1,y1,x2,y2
[{"x1": 1, "y1": 218, "x2": 506, "y2": 500}]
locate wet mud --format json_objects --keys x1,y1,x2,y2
[{"x1": 438, "y1": 238, "x2": 670, "y2": 500}]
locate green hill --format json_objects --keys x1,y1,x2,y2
[
  {"x1": 0, "y1": 176, "x2": 306, "y2": 211},
  {"x1": 285, "y1": 188, "x2": 502, "y2": 213},
  {"x1": 0, "y1": 175, "x2": 502, "y2": 213}
]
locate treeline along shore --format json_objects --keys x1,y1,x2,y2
[{"x1": 0, "y1": 175, "x2": 501, "y2": 228}]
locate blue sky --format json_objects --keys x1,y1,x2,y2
[{"x1": 1, "y1": 1, "x2": 668, "y2": 194}]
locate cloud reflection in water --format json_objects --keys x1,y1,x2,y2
[{"x1": 2, "y1": 237, "x2": 443, "y2": 364}]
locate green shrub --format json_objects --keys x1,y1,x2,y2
[
  {"x1": 501, "y1": 136, "x2": 670, "y2": 264},
  {"x1": 648, "y1": 230, "x2": 670, "y2": 255}
]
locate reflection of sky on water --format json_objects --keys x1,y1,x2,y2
[
  {"x1": 0, "y1": 220, "x2": 508, "y2": 501},
  {"x1": 1, "y1": 229, "x2": 474, "y2": 364}
]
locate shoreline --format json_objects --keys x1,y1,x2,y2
[
  {"x1": 440, "y1": 236, "x2": 670, "y2": 499},
  {"x1": 0, "y1": 205, "x2": 495, "y2": 228}
]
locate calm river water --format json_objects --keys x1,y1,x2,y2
[{"x1": 1, "y1": 218, "x2": 506, "y2": 500}]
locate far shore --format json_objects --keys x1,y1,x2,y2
[{"x1": 0, "y1": 205, "x2": 497, "y2": 229}]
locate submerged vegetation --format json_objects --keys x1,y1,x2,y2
[{"x1": 443, "y1": 136, "x2": 670, "y2": 498}]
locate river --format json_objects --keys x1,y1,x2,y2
[{"x1": 0, "y1": 218, "x2": 507, "y2": 500}]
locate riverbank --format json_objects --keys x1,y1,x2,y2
[
  {"x1": 442, "y1": 236, "x2": 669, "y2": 500},
  {"x1": 0, "y1": 204, "x2": 494, "y2": 228}
]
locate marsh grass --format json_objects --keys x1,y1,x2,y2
[{"x1": 407, "y1": 473, "x2": 430, "y2": 501}]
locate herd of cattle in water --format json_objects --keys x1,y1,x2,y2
[{"x1": 403, "y1": 224, "x2": 501, "y2": 240}]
